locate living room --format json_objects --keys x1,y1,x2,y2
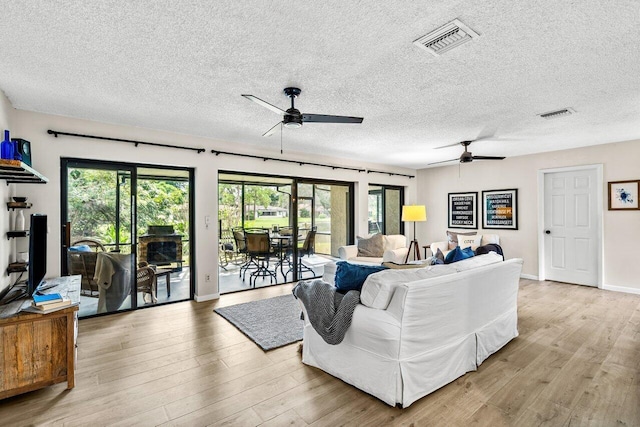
[{"x1": 1, "y1": 1, "x2": 639, "y2": 425}]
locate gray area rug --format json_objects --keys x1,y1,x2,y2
[{"x1": 214, "y1": 294, "x2": 303, "y2": 351}]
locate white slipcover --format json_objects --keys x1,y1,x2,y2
[
  {"x1": 301, "y1": 257, "x2": 523, "y2": 407},
  {"x1": 338, "y1": 234, "x2": 408, "y2": 264}
]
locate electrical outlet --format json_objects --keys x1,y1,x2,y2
[{"x1": 205, "y1": 274, "x2": 211, "y2": 282}]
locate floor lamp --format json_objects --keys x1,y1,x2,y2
[{"x1": 402, "y1": 205, "x2": 427, "y2": 263}]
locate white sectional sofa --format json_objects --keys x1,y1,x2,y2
[
  {"x1": 301, "y1": 253, "x2": 523, "y2": 407},
  {"x1": 338, "y1": 234, "x2": 408, "y2": 264}
]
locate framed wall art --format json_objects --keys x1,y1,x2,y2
[
  {"x1": 482, "y1": 189, "x2": 518, "y2": 230},
  {"x1": 608, "y1": 180, "x2": 639, "y2": 210},
  {"x1": 448, "y1": 192, "x2": 477, "y2": 229}
]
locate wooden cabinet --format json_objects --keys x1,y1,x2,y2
[{"x1": 0, "y1": 276, "x2": 79, "y2": 399}]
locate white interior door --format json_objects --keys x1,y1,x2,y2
[{"x1": 543, "y1": 168, "x2": 599, "y2": 286}]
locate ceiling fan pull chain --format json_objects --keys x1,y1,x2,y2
[{"x1": 280, "y1": 122, "x2": 283, "y2": 154}]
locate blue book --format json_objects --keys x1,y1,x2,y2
[{"x1": 32, "y1": 293, "x2": 63, "y2": 306}]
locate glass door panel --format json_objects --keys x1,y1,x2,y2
[
  {"x1": 136, "y1": 167, "x2": 192, "y2": 306},
  {"x1": 64, "y1": 163, "x2": 135, "y2": 318},
  {"x1": 368, "y1": 185, "x2": 383, "y2": 234},
  {"x1": 384, "y1": 188, "x2": 402, "y2": 235},
  {"x1": 368, "y1": 184, "x2": 404, "y2": 235}
]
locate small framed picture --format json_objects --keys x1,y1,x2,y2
[
  {"x1": 448, "y1": 192, "x2": 477, "y2": 229},
  {"x1": 608, "y1": 181, "x2": 639, "y2": 210},
  {"x1": 482, "y1": 189, "x2": 518, "y2": 230}
]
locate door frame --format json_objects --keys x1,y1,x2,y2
[
  {"x1": 61, "y1": 157, "x2": 196, "y2": 314},
  {"x1": 537, "y1": 164, "x2": 604, "y2": 287}
]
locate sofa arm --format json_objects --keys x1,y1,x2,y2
[
  {"x1": 382, "y1": 247, "x2": 409, "y2": 263},
  {"x1": 338, "y1": 245, "x2": 358, "y2": 260},
  {"x1": 430, "y1": 241, "x2": 449, "y2": 255}
]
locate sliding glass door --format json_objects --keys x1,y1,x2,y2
[
  {"x1": 62, "y1": 159, "x2": 194, "y2": 318},
  {"x1": 368, "y1": 184, "x2": 404, "y2": 235},
  {"x1": 218, "y1": 173, "x2": 353, "y2": 294}
]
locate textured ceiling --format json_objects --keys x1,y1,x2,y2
[{"x1": 1, "y1": 1, "x2": 639, "y2": 169}]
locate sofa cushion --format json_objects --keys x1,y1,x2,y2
[
  {"x1": 357, "y1": 234, "x2": 385, "y2": 257},
  {"x1": 458, "y1": 234, "x2": 482, "y2": 250},
  {"x1": 361, "y1": 264, "x2": 458, "y2": 309},
  {"x1": 69, "y1": 244, "x2": 93, "y2": 252},
  {"x1": 480, "y1": 234, "x2": 500, "y2": 246},
  {"x1": 444, "y1": 246, "x2": 475, "y2": 264},
  {"x1": 452, "y1": 252, "x2": 503, "y2": 272},
  {"x1": 383, "y1": 235, "x2": 407, "y2": 251},
  {"x1": 447, "y1": 230, "x2": 477, "y2": 244},
  {"x1": 334, "y1": 261, "x2": 388, "y2": 292}
]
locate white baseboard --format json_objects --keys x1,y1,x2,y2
[
  {"x1": 602, "y1": 284, "x2": 640, "y2": 295},
  {"x1": 520, "y1": 274, "x2": 539, "y2": 280},
  {"x1": 195, "y1": 292, "x2": 220, "y2": 302}
]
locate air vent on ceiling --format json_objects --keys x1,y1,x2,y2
[
  {"x1": 413, "y1": 19, "x2": 480, "y2": 56},
  {"x1": 538, "y1": 108, "x2": 576, "y2": 119}
]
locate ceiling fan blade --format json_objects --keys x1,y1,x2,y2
[
  {"x1": 471, "y1": 155, "x2": 506, "y2": 161},
  {"x1": 475, "y1": 124, "x2": 499, "y2": 141},
  {"x1": 302, "y1": 113, "x2": 363, "y2": 124},
  {"x1": 242, "y1": 94, "x2": 286, "y2": 115},
  {"x1": 428, "y1": 158, "x2": 459, "y2": 165},
  {"x1": 434, "y1": 140, "x2": 473, "y2": 149},
  {"x1": 262, "y1": 122, "x2": 282, "y2": 137}
]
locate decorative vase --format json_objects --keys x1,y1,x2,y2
[
  {"x1": 1, "y1": 130, "x2": 14, "y2": 160},
  {"x1": 13, "y1": 139, "x2": 22, "y2": 161},
  {"x1": 15, "y1": 209, "x2": 25, "y2": 231}
]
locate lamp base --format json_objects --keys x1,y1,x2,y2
[{"x1": 404, "y1": 239, "x2": 422, "y2": 263}]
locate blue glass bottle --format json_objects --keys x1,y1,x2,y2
[
  {"x1": 1, "y1": 130, "x2": 14, "y2": 160},
  {"x1": 13, "y1": 139, "x2": 22, "y2": 161}
]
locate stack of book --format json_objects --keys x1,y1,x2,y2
[{"x1": 31, "y1": 293, "x2": 72, "y2": 313}]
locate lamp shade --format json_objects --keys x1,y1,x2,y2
[{"x1": 402, "y1": 205, "x2": 427, "y2": 222}]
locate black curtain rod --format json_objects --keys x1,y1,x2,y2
[
  {"x1": 47, "y1": 129, "x2": 206, "y2": 153},
  {"x1": 211, "y1": 150, "x2": 415, "y2": 178},
  {"x1": 46, "y1": 129, "x2": 414, "y2": 178}
]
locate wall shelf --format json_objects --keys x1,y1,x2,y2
[
  {"x1": 6, "y1": 202, "x2": 32, "y2": 211},
  {"x1": 6, "y1": 230, "x2": 29, "y2": 239},
  {"x1": 0, "y1": 160, "x2": 48, "y2": 185},
  {"x1": 6, "y1": 262, "x2": 28, "y2": 275}
]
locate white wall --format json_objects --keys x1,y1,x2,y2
[
  {"x1": 10, "y1": 109, "x2": 417, "y2": 300},
  {"x1": 416, "y1": 139, "x2": 640, "y2": 291},
  {"x1": 0, "y1": 91, "x2": 16, "y2": 295}
]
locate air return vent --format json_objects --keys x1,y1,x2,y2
[
  {"x1": 413, "y1": 19, "x2": 480, "y2": 56},
  {"x1": 538, "y1": 108, "x2": 576, "y2": 119}
]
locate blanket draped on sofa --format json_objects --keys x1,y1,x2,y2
[{"x1": 292, "y1": 279, "x2": 360, "y2": 345}]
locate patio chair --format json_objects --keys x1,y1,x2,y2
[
  {"x1": 286, "y1": 227, "x2": 317, "y2": 279},
  {"x1": 67, "y1": 239, "x2": 107, "y2": 296},
  {"x1": 244, "y1": 229, "x2": 277, "y2": 287},
  {"x1": 136, "y1": 264, "x2": 157, "y2": 304},
  {"x1": 233, "y1": 228, "x2": 256, "y2": 280}
]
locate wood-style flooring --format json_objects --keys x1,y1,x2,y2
[{"x1": 0, "y1": 279, "x2": 638, "y2": 426}]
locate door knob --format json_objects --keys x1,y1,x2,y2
[{"x1": 545, "y1": 230, "x2": 551, "y2": 234}]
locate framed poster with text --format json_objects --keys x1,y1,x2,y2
[
  {"x1": 482, "y1": 189, "x2": 518, "y2": 229},
  {"x1": 448, "y1": 192, "x2": 478, "y2": 229}
]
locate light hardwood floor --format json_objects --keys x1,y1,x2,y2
[{"x1": 0, "y1": 279, "x2": 638, "y2": 426}]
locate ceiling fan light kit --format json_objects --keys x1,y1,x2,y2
[{"x1": 243, "y1": 87, "x2": 363, "y2": 137}]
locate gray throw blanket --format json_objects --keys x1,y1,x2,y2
[{"x1": 292, "y1": 279, "x2": 360, "y2": 345}]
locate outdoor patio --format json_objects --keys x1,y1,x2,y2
[
  {"x1": 219, "y1": 254, "x2": 332, "y2": 294},
  {"x1": 77, "y1": 267, "x2": 191, "y2": 317}
]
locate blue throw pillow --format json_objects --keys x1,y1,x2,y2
[
  {"x1": 444, "y1": 246, "x2": 475, "y2": 264},
  {"x1": 334, "y1": 261, "x2": 388, "y2": 292},
  {"x1": 69, "y1": 245, "x2": 92, "y2": 252}
]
